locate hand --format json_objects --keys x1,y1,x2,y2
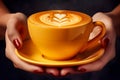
[
  {"x1": 59, "y1": 12, "x2": 116, "y2": 76},
  {"x1": 6, "y1": 13, "x2": 28, "y2": 49},
  {"x1": 5, "y1": 13, "x2": 59, "y2": 76},
  {"x1": 5, "y1": 12, "x2": 43, "y2": 72}
]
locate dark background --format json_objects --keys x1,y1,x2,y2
[
  {"x1": 0, "y1": 0, "x2": 120, "y2": 80},
  {"x1": 0, "y1": 37, "x2": 120, "y2": 80}
]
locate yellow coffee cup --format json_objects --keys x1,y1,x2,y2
[{"x1": 27, "y1": 10, "x2": 106, "y2": 60}]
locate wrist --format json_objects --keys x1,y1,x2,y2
[
  {"x1": 106, "y1": 12, "x2": 120, "y2": 36},
  {"x1": 0, "y1": 13, "x2": 12, "y2": 28},
  {"x1": 0, "y1": 13, "x2": 11, "y2": 40},
  {"x1": 106, "y1": 5, "x2": 120, "y2": 36}
]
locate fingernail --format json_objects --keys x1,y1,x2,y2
[
  {"x1": 79, "y1": 68, "x2": 86, "y2": 73},
  {"x1": 102, "y1": 38, "x2": 109, "y2": 49},
  {"x1": 33, "y1": 70, "x2": 42, "y2": 74},
  {"x1": 13, "y1": 39, "x2": 21, "y2": 49}
]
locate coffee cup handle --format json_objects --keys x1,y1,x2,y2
[{"x1": 81, "y1": 21, "x2": 106, "y2": 52}]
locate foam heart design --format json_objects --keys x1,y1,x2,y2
[{"x1": 54, "y1": 13, "x2": 66, "y2": 19}]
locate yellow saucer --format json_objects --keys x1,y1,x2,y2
[{"x1": 15, "y1": 39, "x2": 105, "y2": 67}]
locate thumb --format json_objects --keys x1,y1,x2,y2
[
  {"x1": 6, "y1": 29, "x2": 22, "y2": 49},
  {"x1": 6, "y1": 18, "x2": 23, "y2": 49}
]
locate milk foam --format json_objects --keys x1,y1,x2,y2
[{"x1": 39, "y1": 12, "x2": 82, "y2": 27}]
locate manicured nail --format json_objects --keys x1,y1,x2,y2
[
  {"x1": 79, "y1": 68, "x2": 86, "y2": 73},
  {"x1": 13, "y1": 39, "x2": 21, "y2": 49},
  {"x1": 102, "y1": 38, "x2": 109, "y2": 49},
  {"x1": 33, "y1": 70, "x2": 42, "y2": 74}
]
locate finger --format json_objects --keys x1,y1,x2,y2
[
  {"x1": 45, "y1": 67, "x2": 59, "y2": 76},
  {"x1": 78, "y1": 59, "x2": 104, "y2": 72},
  {"x1": 60, "y1": 68, "x2": 75, "y2": 76},
  {"x1": 15, "y1": 13, "x2": 29, "y2": 40},
  {"x1": 78, "y1": 38, "x2": 115, "y2": 72},
  {"x1": 6, "y1": 18, "x2": 23, "y2": 49},
  {"x1": 5, "y1": 33, "x2": 43, "y2": 73},
  {"x1": 13, "y1": 58, "x2": 44, "y2": 73},
  {"x1": 6, "y1": 47, "x2": 44, "y2": 73}
]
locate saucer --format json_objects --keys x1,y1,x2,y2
[{"x1": 15, "y1": 39, "x2": 105, "y2": 67}]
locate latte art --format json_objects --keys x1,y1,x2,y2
[
  {"x1": 52, "y1": 13, "x2": 69, "y2": 23},
  {"x1": 39, "y1": 12, "x2": 82, "y2": 27},
  {"x1": 28, "y1": 10, "x2": 91, "y2": 28}
]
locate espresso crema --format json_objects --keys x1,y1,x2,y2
[{"x1": 29, "y1": 10, "x2": 91, "y2": 28}]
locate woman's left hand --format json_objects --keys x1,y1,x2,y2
[{"x1": 59, "y1": 12, "x2": 116, "y2": 76}]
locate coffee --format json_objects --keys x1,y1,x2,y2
[
  {"x1": 28, "y1": 10, "x2": 106, "y2": 60},
  {"x1": 28, "y1": 10, "x2": 91, "y2": 28}
]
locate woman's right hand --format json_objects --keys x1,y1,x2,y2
[
  {"x1": 6, "y1": 13, "x2": 28, "y2": 49},
  {"x1": 5, "y1": 13, "x2": 59, "y2": 76},
  {"x1": 5, "y1": 12, "x2": 44, "y2": 73}
]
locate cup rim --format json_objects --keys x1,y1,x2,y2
[{"x1": 27, "y1": 10, "x2": 92, "y2": 29}]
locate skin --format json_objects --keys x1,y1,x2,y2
[
  {"x1": 0, "y1": 0, "x2": 59, "y2": 76},
  {"x1": 0, "y1": 0, "x2": 120, "y2": 76},
  {"x1": 60, "y1": 5, "x2": 120, "y2": 76},
  {"x1": 60, "y1": 12, "x2": 116, "y2": 76}
]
